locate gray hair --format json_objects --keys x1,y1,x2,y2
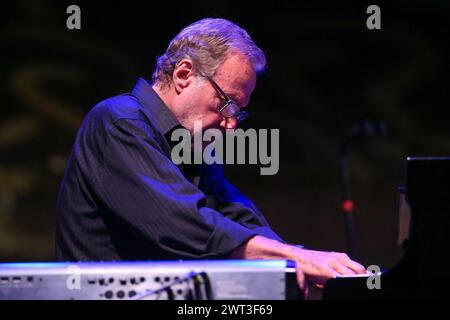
[{"x1": 151, "y1": 18, "x2": 266, "y2": 88}]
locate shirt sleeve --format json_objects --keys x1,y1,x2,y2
[
  {"x1": 198, "y1": 163, "x2": 284, "y2": 242},
  {"x1": 94, "y1": 118, "x2": 260, "y2": 259}
]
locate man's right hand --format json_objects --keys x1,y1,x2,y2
[
  {"x1": 289, "y1": 247, "x2": 367, "y2": 288},
  {"x1": 230, "y1": 235, "x2": 367, "y2": 295}
]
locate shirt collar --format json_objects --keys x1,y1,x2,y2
[{"x1": 131, "y1": 78, "x2": 180, "y2": 135}]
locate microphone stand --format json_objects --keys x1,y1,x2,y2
[
  {"x1": 339, "y1": 140, "x2": 356, "y2": 258},
  {"x1": 338, "y1": 120, "x2": 388, "y2": 259}
]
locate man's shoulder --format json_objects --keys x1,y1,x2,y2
[
  {"x1": 84, "y1": 92, "x2": 162, "y2": 134},
  {"x1": 80, "y1": 93, "x2": 164, "y2": 146},
  {"x1": 90, "y1": 93, "x2": 146, "y2": 124}
]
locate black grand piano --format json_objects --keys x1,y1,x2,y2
[{"x1": 323, "y1": 157, "x2": 450, "y2": 299}]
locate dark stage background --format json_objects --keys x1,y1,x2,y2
[{"x1": 1, "y1": 0, "x2": 449, "y2": 272}]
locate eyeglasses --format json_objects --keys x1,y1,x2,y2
[{"x1": 205, "y1": 76, "x2": 250, "y2": 124}]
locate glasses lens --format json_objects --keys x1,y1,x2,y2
[{"x1": 221, "y1": 102, "x2": 240, "y2": 118}]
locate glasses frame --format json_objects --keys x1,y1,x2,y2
[{"x1": 204, "y1": 75, "x2": 250, "y2": 123}]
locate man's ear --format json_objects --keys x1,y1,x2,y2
[{"x1": 172, "y1": 59, "x2": 195, "y2": 93}]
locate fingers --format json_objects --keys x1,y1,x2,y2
[
  {"x1": 308, "y1": 266, "x2": 340, "y2": 286},
  {"x1": 345, "y1": 260, "x2": 366, "y2": 274},
  {"x1": 296, "y1": 265, "x2": 306, "y2": 290},
  {"x1": 295, "y1": 266, "x2": 309, "y2": 299},
  {"x1": 321, "y1": 266, "x2": 340, "y2": 282},
  {"x1": 333, "y1": 252, "x2": 366, "y2": 274},
  {"x1": 293, "y1": 249, "x2": 367, "y2": 288},
  {"x1": 314, "y1": 284, "x2": 324, "y2": 290},
  {"x1": 330, "y1": 260, "x2": 357, "y2": 275}
]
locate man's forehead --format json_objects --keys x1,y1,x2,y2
[{"x1": 216, "y1": 53, "x2": 256, "y2": 79}]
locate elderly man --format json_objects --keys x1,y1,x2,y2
[{"x1": 55, "y1": 18, "x2": 366, "y2": 292}]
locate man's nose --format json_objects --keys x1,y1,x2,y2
[{"x1": 220, "y1": 117, "x2": 237, "y2": 130}]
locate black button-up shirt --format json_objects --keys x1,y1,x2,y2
[{"x1": 55, "y1": 78, "x2": 282, "y2": 261}]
